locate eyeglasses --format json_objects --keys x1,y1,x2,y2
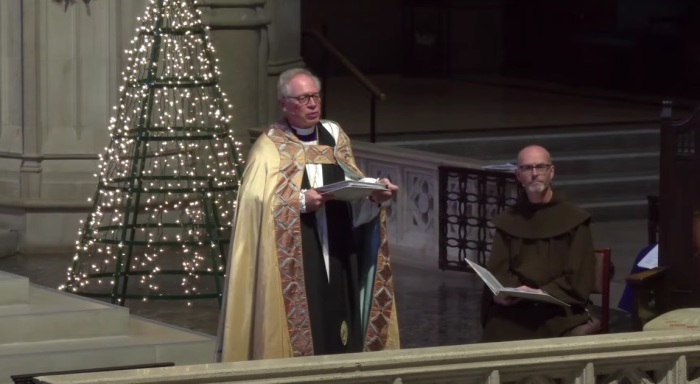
[
  {"x1": 517, "y1": 163, "x2": 552, "y2": 173},
  {"x1": 286, "y1": 93, "x2": 321, "y2": 105}
]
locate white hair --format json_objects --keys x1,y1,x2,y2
[{"x1": 277, "y1": 68, "x2": 322, "y2": 100}]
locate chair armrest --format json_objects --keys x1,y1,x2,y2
[
  {"x1": 625, "y1": 267, "x2": 668, "y2": 286},
  {"x1": 624, "y1": 267, "x2": 669, "y2": 330}
]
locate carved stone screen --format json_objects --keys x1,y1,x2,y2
[{"x1": 438, "y1": 166, "x2": 522, "y2": 271}]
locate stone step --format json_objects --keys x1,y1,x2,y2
[
  {"x1": 582, "y1": 199, "x2": 650, "y2": 222},
  {"x1": 555, "y1": 152, "x2": 658, "y2": 176},
  {"x1": 491, "y1": 150, "x2": 659, "y2": 176},
  {"x1": 0, "y1": 271, "x2": 216, "y2": 381},
  {"x1": 0, "y1": 272, "x2": 29, "y2": 305},
  {"x1": 0, "y1": 284, "x2": 130, "y2": 344},
  {"x1": 386, "y1": 126, "x2": 659, "y2": 160},
  {"x1": 389, "y1": 124, "x2": 660, "y2": 223},
  {"x1": 556, "y1": 175, "x2": 658, "y2": 204},
  {"x1": 0, "y1": 230, "x2": 19, "y2": 258},
  {"x1": 1, "y1": 316, "x2": 215, "y2": 381}
]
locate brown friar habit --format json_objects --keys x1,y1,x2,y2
[{"x1": 481, "y1": 194, "x2": 595, "y2": 342}]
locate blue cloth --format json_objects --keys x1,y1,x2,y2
[{"x1": 617, "y1": 244, "x2": 656, "y2": 313}]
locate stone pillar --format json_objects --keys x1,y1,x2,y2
[
  {"x1": 22, "y1": 0, "x2": 146, "y2": 203},
  {"x1": 19, "y1": 0, "x2": 41, "y2": 199},
  {"x1": 0, "y1": 0, "x2": 23, "y2": 199},
  {"x1": 0, "y1": 0, "x2": 149, "y2": 251},
  {"x1": 198, "y1": 0, "x2": 304, "y2": 133},
  {"x1": 198, "y1": 0, "x2": 270, "y2": 146},
  {"x1": 264, "y1": 0, "x2": 304, "y2": 122}
]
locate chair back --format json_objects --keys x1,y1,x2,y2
[{"x1": 593, "y1": 248, "x2": 612, "y2": 333}]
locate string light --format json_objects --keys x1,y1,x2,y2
[{"x1": 59, "y1": 0, "x2": 244, "y2": 307}]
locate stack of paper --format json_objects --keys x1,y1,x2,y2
[
  {"x1": 315, "y1": 180, "x2": 388, "y2": 201},
  {"x1": 482, "y1": 162, "x2": 518, "y2": 172}
]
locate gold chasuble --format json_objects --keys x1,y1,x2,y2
[{"x1": 217, "y1": 120, "x2": 399, "y2": 361}]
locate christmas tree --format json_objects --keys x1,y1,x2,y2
[{"x1": 60, "y1": 0, "x2": 244, "y2": 307}]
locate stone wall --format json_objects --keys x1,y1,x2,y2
[{"x1": 0, "y1": 0, "x2": 302, "y2": 252}]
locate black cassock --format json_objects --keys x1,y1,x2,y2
[{"x1": 299, "y1": 125, "x2": 363, "y2": 355}]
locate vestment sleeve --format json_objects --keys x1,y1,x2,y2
[
  {"x1": 540, "y1": 221, "x2": 595, "y2": 305},
  {"x1": 219, "y1": 136, "x2": 275, "y2": 361},
  {"x1": 486, "y1": 229, "x2": 521, "y2": 287}
]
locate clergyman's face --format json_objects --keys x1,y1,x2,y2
[
  {"x1": 516, "y1": 149, "x2": 554, "y2": 194},
  {"x1": 279, "y1": 74, "x2": 321, "y2": 129}
]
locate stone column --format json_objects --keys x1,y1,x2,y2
[
  {"x1": 21, "y1": 0, "x2": 145, "y2": 202},
  {"x1": 19, "y1": 0, "x2": 41, "y2": 199},
  {"x1": 198, "y1": 0, "x2": 270, "y2": 147},
  {"x1": 0, "y1": 0, "x2": 23, "y2": 199},
  {"x1": 10, "y1": 0, "x2": 147, "y2": 251},
  {"x1": 264, "y1": 0, "x2": 304, "y2": 123}
]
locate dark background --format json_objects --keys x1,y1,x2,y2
[{"x1": 301, "y1": 0, "x2": 700, "y2": 97}]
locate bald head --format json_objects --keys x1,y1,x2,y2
[
  {"x1": 517, "y1": 145, "x2": 551, "y2": 165},
  {"x1": 516, "y1": 145, "x2": 555, "y2": 201}
]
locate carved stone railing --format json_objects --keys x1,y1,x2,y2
[
  {"x1": 350, "y1": 141, "x2": 487, "y2": 268},
  {"x1": 241, "y1": 132, "x2": 512, "y2": 268},
  {"x1": 353, "y1": 141, "x2": 524, "y2": 270},
  {"x1": 438, "y1": 166, "x2": 522, "y2": 271},
  {"x1": 35, "y1": 330, "x2": 700, "y2": 383}
]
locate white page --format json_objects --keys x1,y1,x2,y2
[
  {"x1": 482, "y1": 162, "x2": 518, "y2": 172},
  {"x1": 498, "y1": 288, "x2": 570, "y2": 307},
  {"x1": 637, "y1": 244, "x2": 658, "y2": 269},
  {"x1": 466, "y1": 259, "x2": 570, "y2": 307},
  {"x1": 466, "y1": 259, "x2": 504, "y2": 291},
  {"x1": 316, "y1": 180, "x2": 387, "y2": 194},
  {"x1": 315, "y1": 180, "x2": 388, "y2": 201}
]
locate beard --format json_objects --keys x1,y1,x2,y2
[{"x1": 525, "y1": 181, "x2": 548, "y2": 194}]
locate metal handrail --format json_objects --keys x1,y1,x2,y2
[{"x1": 302, "y1": 28, "x2": 386, "y2": 143}]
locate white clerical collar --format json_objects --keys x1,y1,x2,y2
[{"x1": 290, "y1": 125, "x2": 315, "y2": 136}]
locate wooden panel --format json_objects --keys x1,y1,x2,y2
[{"x1": 658, "y1": 102, "x2": 700, "y2": 310}]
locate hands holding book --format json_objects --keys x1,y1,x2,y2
[
  {"x1": 304, "y1": 189, "x2": 329, "y2": 212},
  {"x1": 368, "y1": 178, "x2": 398, "y2": 205},
  {"x1": 493, "y1": 285, "x2": 544, "y2": 306},
  {"x1": 304, "y1": 178, "x2": 398, "y2": 212}
]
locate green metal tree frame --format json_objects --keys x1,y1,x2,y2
[{"x1": 61, "y1": 0, "x2": 243, "y2": 307}]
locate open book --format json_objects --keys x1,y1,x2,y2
[
  {"x1": 466, "y1": 259, "x2": 570, "y2": 307},
  {"x1": 315, "y1": 180, "x2": 388, "y2": 202}
]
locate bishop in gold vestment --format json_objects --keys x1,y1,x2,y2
[{"x1": 217, "y1": 68, "x2": 399, "y2": 362}]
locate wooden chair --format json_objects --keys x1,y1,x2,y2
[
  {"x1": 625, "y1": 266, "x2": 668, "y2": 329},
  {"x1": 622, "y1": 102, "x2": 700, "y2": 329},
  {"x1": 593, "y1": 248, "x2": 612, "y2": 334}
]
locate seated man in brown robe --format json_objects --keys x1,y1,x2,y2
[{"x1": 481, "y1": 145, "x2": 596, "y2": 342}]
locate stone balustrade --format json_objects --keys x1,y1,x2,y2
[
  {"x1": 352, "y1": 140, "x2": 489, "y2": 268},
  {"x1": 35, "y1": 329, "x2": 700, "y2": 383}
]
